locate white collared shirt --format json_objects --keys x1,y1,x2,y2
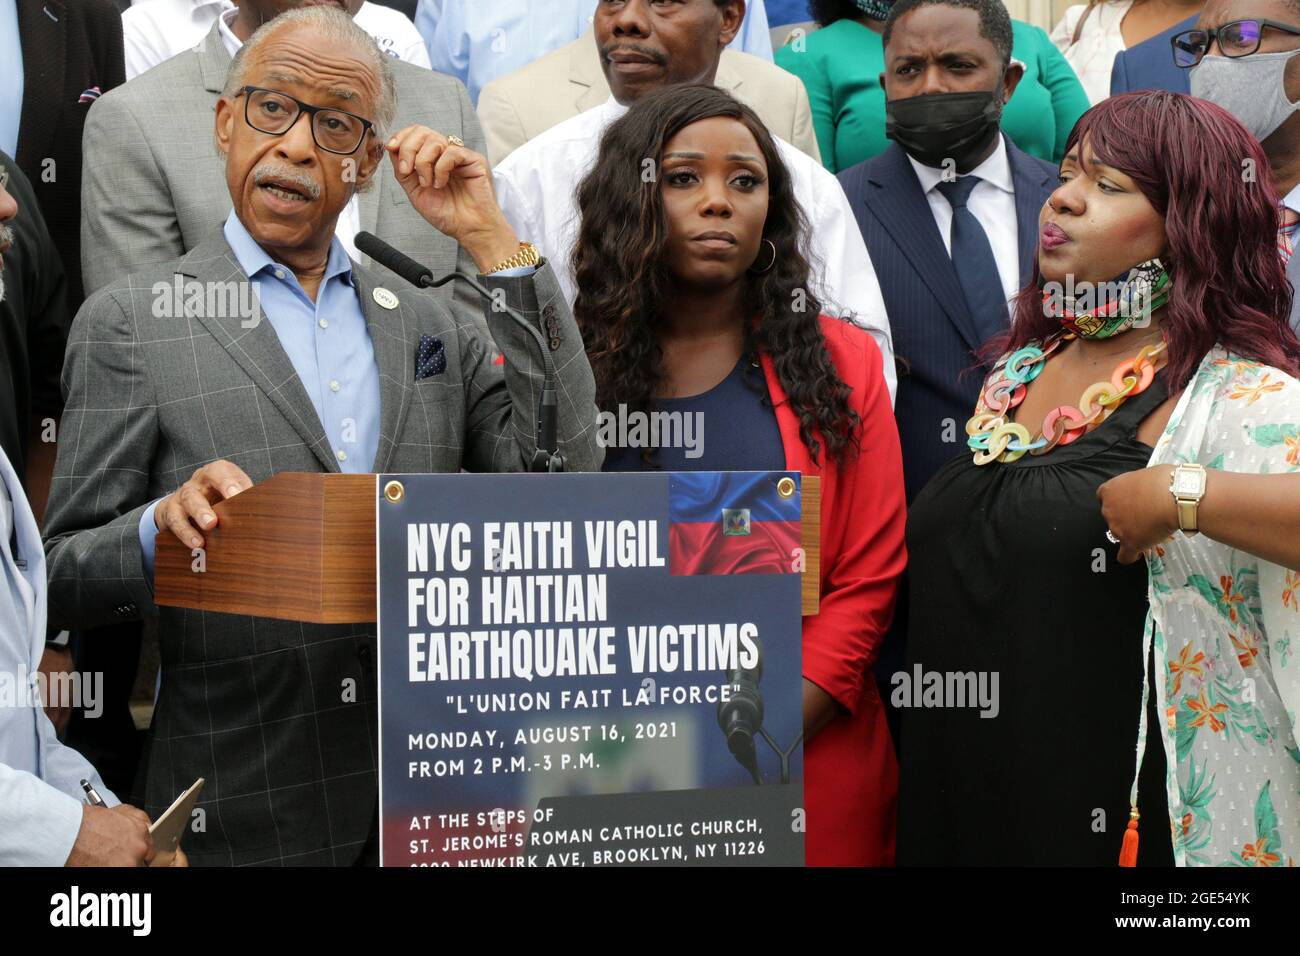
[
  {"x1": 1050, "y1": 0, "x2": 1133, "y2": 105},
  {"x1": 123, "y1": 0, "x2": 431, "y2": 81},
  {"x1": 492, "y1": 97, "x2": 897, "y2": 404},
  {"x1": 907, "y1": 136, "x2": 1020, "y2": 314}
]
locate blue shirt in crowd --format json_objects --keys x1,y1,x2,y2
[
  {"x1": 765, "y1": 0, "x2": 813, "y2": 27},
  {"x1": 0, "y1": 0, "x2": 25, "y2": 157},
  {"x1": 0, "y1": 443, "x2": 117, "y2": 866}
]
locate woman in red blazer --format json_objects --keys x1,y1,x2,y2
[{"x1": 572, "y1": 83, "x2": 907, "y2": 866}]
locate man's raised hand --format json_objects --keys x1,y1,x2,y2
[{"x1": 385, "y1": 125, "x2": 519, "y2": 272}]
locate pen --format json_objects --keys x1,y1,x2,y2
[{"x1": 80, "y1": 779, "x2": 106, "y2": 807}]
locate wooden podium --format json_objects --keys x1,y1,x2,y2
[{"x1": 153, "y1": 472, "x2": 822, "y2": 622}]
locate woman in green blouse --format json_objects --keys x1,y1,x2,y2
[{"x1": 776, "y1": 0, "x2": 1091, "y2": 171}]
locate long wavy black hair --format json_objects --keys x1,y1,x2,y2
[{"x1": 571, "y1": 84, "x2": 860, "y2": 465}]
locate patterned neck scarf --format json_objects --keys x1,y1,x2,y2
[{"x1": 1041, "y1": 258, "x2": 1172, "y2": 340}]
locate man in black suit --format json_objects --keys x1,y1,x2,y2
[
  {"x1": 12, "y1": 0, "x2": 125, "y2": 309},
  {"x1": 838, "y1": 0, "x2": 1058, "y2": 503},
  {"x1": 0, "y1": 152, "x2": 114, "y2": 782},
  {"x1": 837, "y1": 0, "x2": 1059, "y2": 749},
  {"x1": 0, "y1": 153, "x2": 67, "y2": 500}
]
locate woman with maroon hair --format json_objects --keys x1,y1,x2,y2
[{"x1": 899, "y1": 90, "x2": 1300, "y2": 866}]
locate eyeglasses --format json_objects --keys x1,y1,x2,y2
[
  {"x1": 233, "y1": 85, "x2": 375, "y2": 155},
  {"x1": 1172, "y1": 18, "x2": 1300, "y2": 68}
]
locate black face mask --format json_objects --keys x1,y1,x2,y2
[{"x1": 884, "y1": 90, "x2": 1003, "y2": 170}]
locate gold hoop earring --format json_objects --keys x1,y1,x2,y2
[{"x1": 750, "y1": 238, "x2": 776, "y2": 275}]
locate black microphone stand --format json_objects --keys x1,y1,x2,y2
[
  {"x1": 420, "y1": 271, "x2": 563, "y2": 474},
  {"x1": 355, "y1": 231, "x2": 564, "y2": 473},
  {"x1": 757, "y1": 727, "x2": 801, "y2": 786}
]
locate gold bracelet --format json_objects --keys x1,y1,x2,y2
[{"x1": 484, "y1": 241, "x2": 541, "y2": 274}]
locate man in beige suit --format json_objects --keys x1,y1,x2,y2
[{"x1": 477, "y1": 26, "x2": 821, "y2": 166}]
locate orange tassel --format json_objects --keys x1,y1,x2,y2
[{"x1": 1118, "y1": 811, "x2": 1140, "y2": 867}]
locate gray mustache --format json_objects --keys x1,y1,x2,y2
[
  {"x1": 599, "y1": 42, "x2": 668, "y2": 66},
  {"x1": 0, "y1": 224, "x2": 13, "y2": 248},
  {"x1": 253, "y1": 164, "x2": 322, "y2": 200}
]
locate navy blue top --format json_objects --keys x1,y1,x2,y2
[{"x1": 601, "y1": 356, "x2": 786, "y2": 472}]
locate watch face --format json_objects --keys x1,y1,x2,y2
[{"x1": 1173, "y1": 469, "x2": 1204, "y2": 496}]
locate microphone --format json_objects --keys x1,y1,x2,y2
[
  {"x1": 717, "y1": 641, "x2": 764, "y2": 785},
  {"x1": 357, "y1": 233, "x2": 437, "y2": 289},
  {"x1": 355, "y1": 231, "x2": 562, "y2": 472}
]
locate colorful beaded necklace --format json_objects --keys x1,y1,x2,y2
[{"x1": 966, "y1": 331, "x2": 1168, "y2": 465}]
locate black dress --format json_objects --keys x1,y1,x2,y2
[{"x1": 898, "y1": 376, "x2": 1175, "y2": 866}]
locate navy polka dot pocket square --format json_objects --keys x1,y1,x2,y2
[{"x1": 415, "y1": 334, "x2": 446, "y2": 380}]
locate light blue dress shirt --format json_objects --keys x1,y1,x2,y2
[
  {"x1": 0, "y1": 444, "x2": 118, "y2": 866},
  {"x1": 416, "y1": 0, "x2": 773, "y2": 106},
  {"x1": 709, "y1": 0, "x2": 773, "y2": 58},
  {"x1": 139, "y1": 212, "x2": 382, "y2": 577},
  {"x1": 0, "y1": 0, "x2": 25, "y2": 158}
]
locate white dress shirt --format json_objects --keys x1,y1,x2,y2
[
  {"x1": 492, "y1": 96, "x2": 896, "y2": 403},
  {"x1": 0, "y1": 445, "x2": 118, "y2": 867},
  {"x1": 1050, "y1": 0, "x2": 1132, "y2": 105},
  {"x1": 907, "y1": 135, "x2": 1021, "y2": 313},
  {"x1": 123, "y1": 0, "x2": 431, "y2": 81}
]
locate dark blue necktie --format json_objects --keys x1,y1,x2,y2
[{"x1": 936, "y1": 175, "x2": 1009, "y2": 345}]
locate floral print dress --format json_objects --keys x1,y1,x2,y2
[{"x1": 1145, "y1": 348, "x2": 1300, "y2": 866}]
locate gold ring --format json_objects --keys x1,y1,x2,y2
[{"x1": 447, "y1": 135, "x2": 465, "y2": 147}]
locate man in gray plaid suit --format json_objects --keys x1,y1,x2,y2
[
  {"x1": 43, "y1": 6, "x2": 599, "y2": 866},
  {"x1": 77, "y1": 0, "x2": 492, "y2": 809}
]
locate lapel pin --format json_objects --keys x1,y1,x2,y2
[{"x1": 372, "y1": 287, "x2": 399, "y2": 310}]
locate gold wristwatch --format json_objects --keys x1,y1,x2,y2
[
  {"x1": 1169, "y1": 463, "x2": 1207, "y2": 536},
  {"x1": 484, "y1": 241, "x2": 541, "y2": 274}
]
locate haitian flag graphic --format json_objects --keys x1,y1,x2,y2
[{"x1": 668, "y1": 471, "x2": 801, "y2": 576}]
